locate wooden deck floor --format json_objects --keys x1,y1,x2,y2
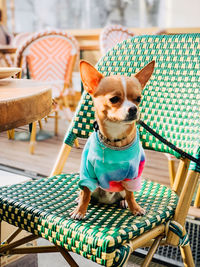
[{"x1": 0, "y1": 117, "x2": 173, "y2": 187}]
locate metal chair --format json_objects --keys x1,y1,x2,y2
[
  {"x1": 14, "y1": 29, "x2": 79, "y2": 153},
  {"x1": 1, "y1": 33, "x2": 199, "y2": 266}
]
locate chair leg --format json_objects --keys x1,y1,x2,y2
[
  {"x1": 0, "y1": 220, "x2": 1, "y2": 266},
  {"x1": 7, "y1": 129, "x2": 15, "y2": 140},
  {"x1": 141, "y1": 236, "x2": 163, "y2": 267},
  {"x1": 11, "y1": 129, "x2": 15, "y2": 139},
  {"x1": 50, "y1": 143, "x2": 72, "y2": 176},
  {"x1": 165, "y1": 153, "x2": 177, "y2": 187},
  {"x1": 54, "y1": 111, "x2": 59, "y2": 136},
  {"x1": 180, "y1": 245, "x2": 195, "y2": 267},
  {"x1": 74, "y1": 138, "x2": 79, "y2": 148},
  {"x1": 30, "y1": 121, "x2": 37, "y2": 154},
  {"x1": 55, "y1": 244, "x2": 78, "y2": 267},
  {"x1": 4, "y1": 228, "x2": 22, "y2": 244},
  {"x1": 7, "y1": 130, "x2": 11, "y2": 139},
  {"x1": 172, "y1": 158, "x2": 190, "y2": 196},
  {"x1": 168, "y1": 158, "x2": 176, "y2": 187},
  {"x1": 38, "y1": 120, "x2": 43, "y2": 130},
  {"x1": 194, "y1": 184, "x2": 200, "y2": 208}
]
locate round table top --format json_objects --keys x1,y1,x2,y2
[{"x1": 0, "y1": 79, "x2": 52, "y2": 132}]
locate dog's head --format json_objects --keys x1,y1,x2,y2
[{"x1": 80, "y1": 60, "x2": 155, "y2": 125}]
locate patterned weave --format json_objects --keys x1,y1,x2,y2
[
  {"x1": 0, "y1": 174, "x2": 178, "y2": 266},
  {"x1": 15, "y1": 30, "x2": 79, "y2": 98},
  {"x1": 65, "y1": 34, "x2": 200, "y2": 172}
]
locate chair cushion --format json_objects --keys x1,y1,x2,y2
[{"x1": 0, "y1": 174, "x2": 178, "y2": 266}]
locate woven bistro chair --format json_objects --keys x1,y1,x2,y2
[
  {"x1": 13, "y1": 32, "x2": 32, "y2": 76},
  {"x1": 1, "y1": 34, "x2": 200, "y2": 266},
  {"x1": 100, "y1": 24, "x2": 135, "y2": 55},
  {"x1": 13, "y1": 32, "x2": 32, "y2": 47},
  {"x1": 14, "y1": 29, "x2": 79, "y2": 153}
]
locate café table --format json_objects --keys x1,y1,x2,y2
[
  {"x1": 0, "y1": 78, "x2": 51, "y2": 259},
  {"x1": 0, "y1": 78, "x2": 52, "y2": 153}
]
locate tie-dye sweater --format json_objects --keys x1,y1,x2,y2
[{"x1": 79, "y1": 129, "x2": 145, "y2": 192}]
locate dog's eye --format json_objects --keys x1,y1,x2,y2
[
  {"x1": 110, "y1": 96, "x2": 120, "y2": 104},
  {"x1": 136, "y1": 96, "x2": 141, "y2": 103}
]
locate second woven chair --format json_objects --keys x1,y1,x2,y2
[
  {"x1": 14, "y1": 29, "x2": 79, "y2": 153},
  {"x1": 100, "y1": 24, "x2": 135, "y2": 55}
]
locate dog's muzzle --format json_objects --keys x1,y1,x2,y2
[{"x1": 126, "y1": 106, "x2": 138, "y2": 121}]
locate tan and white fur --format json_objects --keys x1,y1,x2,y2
[{"x1": 71, "y1": 60, "x2": 155, "y2": 220}]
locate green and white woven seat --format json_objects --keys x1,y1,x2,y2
[
  {"x1": 0, "y1": 33, "x2": 199, "y2": 266},
  {"x1": 0, "y1": 175, "x2": 178, "y2": 266}
]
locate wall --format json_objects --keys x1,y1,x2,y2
[
  {"x1": 5, "y1": 0, "x2": 200, "y2": 33},
  {"x1": 164, "y1": 0, "x2": 200, "y2": 28}
]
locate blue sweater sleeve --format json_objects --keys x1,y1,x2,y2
[{"x1": 79, "y1": 138, "x2": 98, "y2": 192}]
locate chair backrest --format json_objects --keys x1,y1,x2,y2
[
  {"x1": 13, "y1": 32, "x2": 32, "y2": 72},
  {"x1": 65, "y1": 34, "x2": 200, "y2": 172},
  {"x1": 100, "y1": 24, "x2": 135, "y2": 54},
  {"x1": 0, "y1": 24, "x2": 13, "y2": 45},
  {"x1": 15, "y1": 30, "x2": 79, "y2": 97},
  {"x1": 13, "y1": 32, "x2": 32, "y2": 47}
]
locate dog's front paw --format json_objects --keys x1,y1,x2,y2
[
  {"x1": 120, "y1": 199, "x2": 128, "y2": 209},
  {"x1": 70, "y1": 208, "x2": 86, "y2": 220},
  {"x1": 130, "y1": 204, "x2": 146, "y2": 216}
]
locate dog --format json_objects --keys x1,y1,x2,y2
[{"x1": 71, "y1": 60, "x2": 155, "y2": 220}]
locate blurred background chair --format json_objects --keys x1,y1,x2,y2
[
  {"x1": 13, "y1": 32, "x2": 32, "y2": 76},
  {"x1": 13, "y1": 32, "x2": 31, "y2": 47},
  {"x1": 0, "y1": 23, "x2": 14, "y2": 66},
  {"x1": 99, "y1": 24, "x2": 167, "y2": 55},
  {"x1": 99, "y1": 24, "x2": 135, "y2": 55},
  {"x1": 13, "y1": 29, "x2": 79, "y2": 153}
]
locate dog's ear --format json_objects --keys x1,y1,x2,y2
[
  {"x1": 135, "y1": 60, "x2": 155, "y2": 89},
  {"x1": 80, "y1": 60, "x2": 103, "y2": 95}
]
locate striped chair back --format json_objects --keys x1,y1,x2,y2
[{"x1": 15, "y1": 30, "x2": 79, "y2": 98}]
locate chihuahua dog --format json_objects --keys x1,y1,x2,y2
[{"x1": 71, "y1": 60, "x2": 155, "y2": 220}]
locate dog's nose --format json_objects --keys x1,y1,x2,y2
[{"x1": 128, "y1": 106, "x2": 137, "y2": 117}]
